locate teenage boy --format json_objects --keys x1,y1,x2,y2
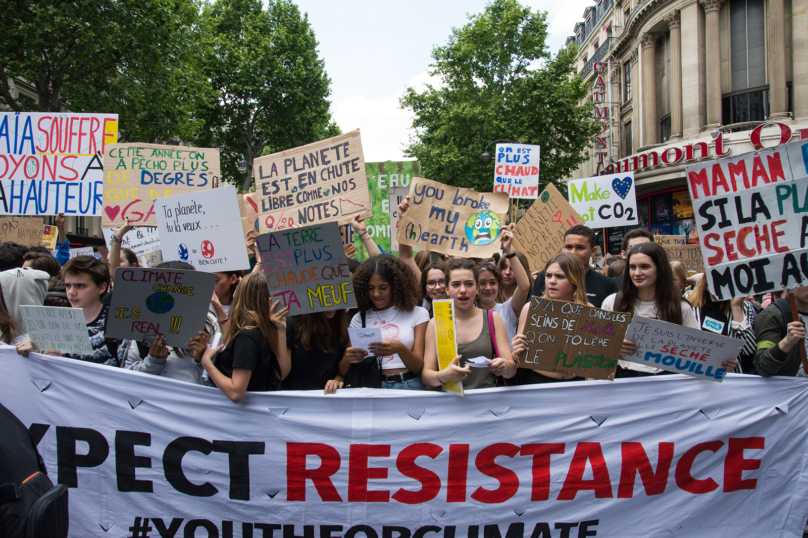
[
  {"x1": 753, "y1": 286, "x2": 808, "y2": 377},
  {"x1": 17, "y1": 255, "x2": 122, "y2": 366},
  {"x1": 530, "y1": 225, "x2": 618, "y2": 308}
]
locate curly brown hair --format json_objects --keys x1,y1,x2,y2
[{"x1": 354, "y1": 254, "x2": 419, "y2": 313}]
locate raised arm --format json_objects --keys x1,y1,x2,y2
[
  {"x1": 108, "y1": 218, "x2": 133, "y2": 281},
  {"x1": 351, "y1": 215, "x2": 381, "y2": 258},
  {"x1": 501, "y1": 228, "x2": 529, "y2": 317},
  {"x1": 397, "y1": 196, "x2": 421, "y2": 281}
]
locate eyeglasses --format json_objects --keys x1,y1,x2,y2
[{"x1": 426, "y1": 280, "x2": 446, "y2": 289}]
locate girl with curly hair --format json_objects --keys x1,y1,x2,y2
[
  {"x1": 341, "y1": 254, "x2": 429, "y2": 390},
  {"x1": 421, "y1": 258, "x2": 516, "y2": 390}
]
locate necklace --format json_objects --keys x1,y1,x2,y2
[{"x1": 374, "y1": 307, "x2": 400, "y2": 325}]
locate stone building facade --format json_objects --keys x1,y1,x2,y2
[{"x1": 567, "y1": 0, "x2": 807, "y2": 254}]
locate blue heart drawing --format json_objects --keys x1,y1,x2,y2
[{"x1": 612, "y1": 177, "x2": 632, "y2": 200}]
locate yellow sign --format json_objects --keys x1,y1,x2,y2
[
  {"x1": 42, "y1": 225, "x2": 58, "y2": 249},
  {"x1": 433, "y1": 299, "x2": 463, "y2": 395}
]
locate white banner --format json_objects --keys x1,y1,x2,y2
[{"x1": 2, "y1": 348, "x2": 808, "y2": 537}]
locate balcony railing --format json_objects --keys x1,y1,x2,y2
[{"x1": 579, "y1": 38, "x2": 613, "y2": 79}]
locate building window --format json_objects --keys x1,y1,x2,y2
[
  {"x1": 624, "y1": 121, "x2": 633, "y2": 157},
  {"x1": 76, "y1": 216, "x2": 88, "y2": 237},
  {"x1": 660, "y1": 114, "x2": 671, "y2": 142},
  {"x1": 729, "y1": 0, "x2": 765, "y2": 91},
  {"x1": 593, "y1": 39, "x2": 599, "y2": 50},
  {"x1": 722, "y1": 87, "x2": 769, "y2": 124},
  {"x1": 624, "y1": 61, "x2": 631, "y2": 102}
]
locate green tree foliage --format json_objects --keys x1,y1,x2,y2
[
  {"x1": 400, "y1": 0, "x2": 597, "y2": 194},
  {"x1": 0, "y1": 0, "x2": 207, "y2": 143},
  {"x1": 196, "y1": 0, "x2": 339, "y2": 190}
]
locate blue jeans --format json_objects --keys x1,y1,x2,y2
[{"x1": 381, "y1": 376, "x2": 426, "y2": 390}]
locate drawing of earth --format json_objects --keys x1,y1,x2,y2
[
  {"x1": 464, "y1": 210, "x2": 501, "y2": 246},
  {"x1": 145, "y1": 292, "x2": 175, "y2": 314}
]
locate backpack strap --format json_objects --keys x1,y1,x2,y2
[
  {"x1": 773, "y1": 298, "x2": 794, "y2": 325},
  {"x1": 487, "y1": 309, "x2": 499, "y2": 358}
]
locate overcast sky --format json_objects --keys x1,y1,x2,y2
[{"x1": 293, "y1": 0, "x2": 592, "y2": 161}]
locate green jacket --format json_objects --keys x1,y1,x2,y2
[{"x1": 753, "y1": 299, "x2": 803, "y2": 377}]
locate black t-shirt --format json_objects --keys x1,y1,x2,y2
[
  {"x1": 531, "y1": 268, "x2": 619, "y2": 308},
  {"x1": 215, "y1": 328, "x2": 280, "y2": 392},
  {"x1": 284, "y1": 318, "x2": 344, "y2": 391}
]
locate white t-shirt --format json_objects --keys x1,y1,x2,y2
[
  {"x1": 493, "y1": 299, "x2": 518, "y2": 350},
  {"x1": 350, "y1": 306, "x2": 430, "y2": 370},
  {"x1": 601, "y1": 293, "x2": 700, "y2": 374}
]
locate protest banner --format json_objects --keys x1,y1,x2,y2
[
  {"x1": 41, "y1": 224, "x2": 58, "y2": 249},
  {"x1": 253, "y1": 130, "x2": 371, "y2": 233},
  {"x1": 0, "y1": 215, "x2": 43, "y2": 247},
  {"x1": 621, "y1": 316, "x2": 744, "y2": 381},
  {"x1": 513, "y1": 184, "x2": 582, "y2": 270},
  {"x1": 567, "y1": 171, "x2": 638, "y2": 228},
  {"x1": 102, "y1": 226, "x2": 161, "y2": 258},
  {"x1": 433, "y1": 299, "x2": 463, "y2": 395},
  {"x1": 106, "y1": 267, "x2": 216, "y2": 347},
  {"x1": 102, "y1": 143, "x2": 219, "y2": 227},
  {"x1": 154, "y1": 185, "x2": 250, "y2": 272},
  {"x1": 519, "y1": 297, "x2": 631, "y2": 380},
  {"x1": 397, "y1": 177, "x2": 509, "y2": 257},
  {"x1": 0, "y1": 112, "x2": 118, "y2": 216},
  {"x1": 355, "y1": 161, "x2": 417, "y2": 258},
  {"x1": 686, "y1": 139, "x2": 808, "y2": 300},
  {"x1": 256, "y1": 222, "x2": 356, "y2": 316},
  {"x1": 19, "y1": 305, "x2": 93, "y2": 355},
  {"x1": 69, "y1": 247, "x2": 93, "y2": 258},
  {"x1": 664, "y1": 244, "x2": 705, "y2": 275},
  {"x1": 493, "y1": 143, "x2": 540, "y2": 199},
  {"x1": 655, "y1": 235, "x2": 685, "y2": 246},
  {"x1": 4, "y1": 350, "x2": 808, "y2": 537}
]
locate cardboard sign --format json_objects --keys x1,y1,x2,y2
[
  {"x1": 69, "y1": 247, "x2": 94, "y2": 258},
  {"x1": 493, "y1": 143, "x2": 540, "y2": 199},
  {"x1": 621, "y1": 316, "x2": 744, "y2": 382},
  {"x1": 519, "y1": 297, "x2": 632, "y2": 381},
  {"x1": 20, "y1": 305, "x2": 93, "y2": 355},
  {"x1": 0, "y1": 216, "x2": 43, "y2": 247},
  {"x1": 568, "y1": 172, "x2": 638, "y2": 228},
  {"x1": 253, "y1": 130, "x2": 371, "y2": 233},
  {"x1": 102, "y1": 227, "x2": 161, "y2": 258},
  {"x1": 663, "y1": 244, "x2": 704, "y2": 275},
  {"x1": 106, "y1": 268, "x2": 216, "y2": 347},
  {"x1": 41, "y1": 225, "x2": 58, "y2": 249},
  {"x1": 0, "y1": 112, "x2": 118, "y2": 216},
  {"x1": 686, "y1": 140, "x2": 808, "y2": 300},
  {"x1": 354, "y1": 162, "x2": 417, "y2": 258},
  {"x1": 396, "y1": 177, "x2": 509, "y2": 257},
  {"x1": 433, "y1": 299, "x2": 463, "y2": 395},
  {"x1": 154, "y1": 186, "x2": 250, "y2": 272},
  {"x1": 255, "y1": 222, "x2": 356, "y2": 316},
  {"x1": 513, "y1": 184, "x2": 582, "y2": 270},
  {"x1": 102, "y1": 143, "x2": 219, "y2": 227},
  {"x1": 655, "y1": 235, "x2": 685, "y2": 246}
]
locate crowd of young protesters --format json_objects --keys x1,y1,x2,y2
[{"x1": 0, "y1": 196, "x2": 802, "y2": 403}]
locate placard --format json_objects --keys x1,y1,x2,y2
[
  {"x1": 0, "y1": 216, "x2": 43, "y2": 247},
  {"x1": 655, "y1": 235, "x2": 685, "y2": 246},
  {"x1": 69, "y1": 247, "x2": 93, "y2": 258},
  {"x1": 154, "y1": 186, "x2": 250, "y2": 272},
  {"x1": 567, "y1": 171, "x2": 638, "y2": 228},
  {"x1": 433, "y1": 299, "x2": 463, "y2": 395},
  {"x1": 102, "y1": 143, "x2": 219, "y2": 227},
  {"x1": 519, "y1": 297, "x2": 632, "y2": 380},
  {"x1": 0, "y1": 112, "x2": 118, "y2": 216},
  {"x1": 513, "y1": 184, "x2": 582, "y2": 270},
  {"x1": 686, "y1": 140, "x2": 808, "y2": 300},
  {"x1": 621, "y1": 316, "x2": 744, "y2": 381},
  {"x1": 396, "y1": 177, "x2": 509, "y2": 257},
  {"x1": 663, "y1": 244, "x2": 705, "y2": 275},
  {"x1": 106, "y1": 268, "x2": 216, "y2": 347},
  {"x1": 253, "y1": 130, "x2": 371, "y2": 233},
  {"x1": 41, "y1": 225, "x2": 58, "y2": 249},
  {"x1": 102, "y1": 227, "x2": 161, "y2": 257},
  {"x1": 493, "y1": 143, "x2": 540, "y2": 199},
  {"x1": 355, "y1": 162, "x2": 417, "y2": 258},
  {"x1": 255, "y1": 222, "x2": 356, "y2": 316},
  {"x1": 20, "y1": 305, "x2": 93, "y2": 355}
]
